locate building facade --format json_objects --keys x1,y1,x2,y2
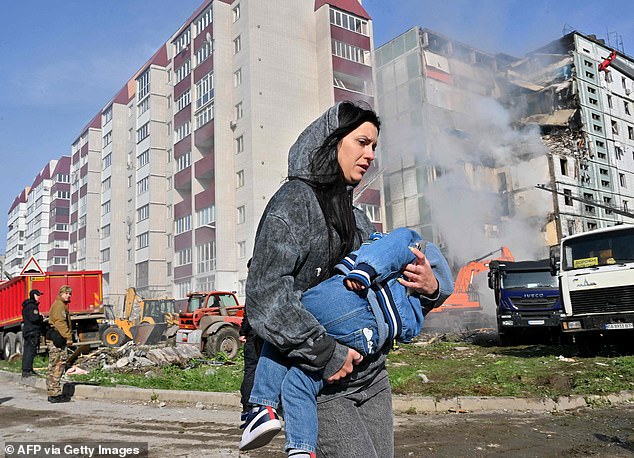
[
  {"x1": 62, "y1": 0, "x2": 376, "y2": 306},
  {"x1": 507, "y1": 32, "x2": 634, "y2": 240}
]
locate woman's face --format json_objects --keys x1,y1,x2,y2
[{"x1": 337, "y1": 121, "x2": 378, "y2": 184}]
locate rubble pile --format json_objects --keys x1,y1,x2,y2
[{"x1": 70, "y1": 342, "x2": 204, "y2": 374}]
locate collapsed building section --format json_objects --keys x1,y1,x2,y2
[{"x1": 504, "y1": 32, "x2": 634, "y2": 242}]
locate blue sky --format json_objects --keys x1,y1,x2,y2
[{"x1": 1, "y1": 0, "x2": 634, "y2": 251}]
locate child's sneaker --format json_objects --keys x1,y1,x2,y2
[{"x1": 239, "y1": 406, "x2": 282, "y2": 451}]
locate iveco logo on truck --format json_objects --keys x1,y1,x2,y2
[{"x1": 523, "y1": 293, "x2": 544, "y2": 298}]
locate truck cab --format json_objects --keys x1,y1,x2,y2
[
  {"x1": 488, "y1": 259, "x2": 563, "y2": 343},
  {"x1": 176, "y1": 291, "x2": 244, "y2": 358}
]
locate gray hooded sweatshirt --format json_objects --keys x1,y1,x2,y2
[{"x1": 245, "y1": 102, "x2": 384, "y2": 388}]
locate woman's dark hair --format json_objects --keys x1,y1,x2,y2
[{"x1": 308, "y1": 101, "x2": 381, "y2": 278}]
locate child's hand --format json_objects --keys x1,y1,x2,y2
[{"x1": 345, "y1": 278, "x2": 366, "y2": 291}]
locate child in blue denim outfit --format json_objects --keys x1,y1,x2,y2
[{"x1": 240, "y1": 227, "x2": 454, "y2": 456}]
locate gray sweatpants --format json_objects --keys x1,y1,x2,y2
[{"x1": 316, "y1": 375, "x2": 393, "y2": 458}]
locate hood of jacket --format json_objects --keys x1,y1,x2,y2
[{"x1": 287, "y1": 102, "x2": 342, "y2": 184}]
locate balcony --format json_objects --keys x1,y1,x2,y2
[
  {"x1": 195, "y1": 154, "x2": 214, "y2": 181},
  {"x1": 174, "y1": 167, "x2": 192, "y2": 192},
  {"x1": 195, "y1": 119, "x2": 214, "y2": 151}
]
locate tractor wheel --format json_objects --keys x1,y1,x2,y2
[
  {"x1": 102, "y1": 327, "x2": 127, "y2": 348},
  {"x1": 3, "y1": 332, "x2": 17, "y2": 360},
  {"x1": 204, "y1": 327, "x2": 240, "y2": 359}
]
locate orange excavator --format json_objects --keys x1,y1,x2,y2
[{"x1": 425, "y1": 247, "x2": 514, "y2": 330}]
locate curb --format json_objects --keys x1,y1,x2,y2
[{"x1": 4, "y1": 370, "x2": 633, "y2": 413}]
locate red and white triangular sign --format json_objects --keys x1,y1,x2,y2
[{"x1": 20, "y1": 256, "x2": 44, "y2": 276}]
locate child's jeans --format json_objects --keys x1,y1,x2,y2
[{"x1": 249, "y1": 341, "x2": 324, "y2": 453}]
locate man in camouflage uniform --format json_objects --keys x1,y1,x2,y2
[{"x1": 47, "y1": 285, "x2": 73, "y2": 403}]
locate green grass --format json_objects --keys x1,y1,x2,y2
[
  {"x1": 2, "y1": 341, "x2": 633, "y2": 399},
  {"x1": 386, "y1": 340, "x2": 634, "y2": 398}
]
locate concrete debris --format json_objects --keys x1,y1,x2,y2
[{"x1": 68, "y1": 342, "x2": 205, "y2": 375}]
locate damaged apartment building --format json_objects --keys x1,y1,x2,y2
[
  {"x1": 375, "y1": 28, "x2": 634, "y2": 264},
  {"x1": 503, "y1": 31, "x2": 634, "y2": 241},
  {"x1": 374, "y1": 28, "x2": 553, "y2": 263}
]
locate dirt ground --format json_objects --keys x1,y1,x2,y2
[{"x1": 1, "y1": 380, "x2": 633, "y2": 457}]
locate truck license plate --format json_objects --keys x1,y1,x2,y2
[
  {"x1": 605, "y1": 322, "x2": 634, "y2": 330},
  {"x1": 528, "y1": 320, "x2": 545, "y2": 325}
]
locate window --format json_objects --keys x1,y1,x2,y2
[
  {"x1": 629, "y1": 126, "x2": 633, "y2": 140},
  {"x1": 232, "y1": 4, "x2": 240, "y2": 22},
  {"x1": 585, "y1": 71, "x2": 595, "y2": 79},
  {"x1": 584, "y1": 60, "x2": 592, "y2": 68},
  {"x1": 237, "y1": 205, "x2": 246, "y2": 224},
  {"x1": 604, "y1": 197, "x2": 613, "y2": 215},
  {"x1": 234, "y1": 68, "x2": 242, "y2": 87},
  {"x1": 102, "y1": 177, "x2": 111, "y2": 192},
  {"x1": 137, "y1": 232, "x2": 149, "y2": 249},
  {"x1": 102, "y1": 153, "x2": 112, "y2": 170},
  {"x1": 197, "y1": 206, "x2": 215, "y2": 227},
  {"x1": 137, "y1": 204, "x2": 149, "y2": 221},
  {"x1": 238, "y1": 240, "x2": 246, "y2": 258},
  {"x1": 233, "y1": 35, "x2": 241, "y2": 54},
  {"x1": 195, "y1": 103, "x2": 214, "y2": 129},
  {"x1": 102, "y1": 106, "x2": 112, "y2": 124},
  {"x1": 236, "y1": 170, "x2": 244, "y2": 188},
  {"x1": 620, "y1": 173, "x2": 627, "y2": 188},
  {"x1": 563, "y1": 189, "x2": 573, "y2": 206},
  {"x1": 607, "y1": 95, "x2": 613, "y2": 109},
  {"x1": 235, "y1": 102, "x2": 243, "y2": 120},
  {"x1": 560, "y1": 158, "x2": 568, "y2": 176},
  {"x1": 138, "y1": 149, "x2": 150, "y2": 167},
  {"x1": 587, "y1": 86, "x2": 596, "y2": 94},
  {"x1": 175, "y1": 122, "x2": 191, "y2": 142},
  {"x1": 177, "y1": 151, "x2": 191, "y2": 171},
  {"x1": 612, "y1": 120, "x2": 619, "y2": 135},
  {"x1": 625, "y1": 101, "x2": 631, "y2": 116},
  {"x1": 137, "y1": 177, "x2": 149, "y2": 195},
  {"x1": 56, "y1": 190, "x2": 70, "y2": 199},
  {"x1": 136, "y1": 100, "x2": 149, "y2": 119},
  {"x1": 175, "y1": 60, "x2": 191, "y2": 83},
  {"x1": 174, "y1": 29, "x2": 191, "y2": 54},
  {"x1": 616, "y1": 146, "x2": 624, "y2": 159},
  {"x1": 101, "y1": 248, "x2": 110, "y2": 262},
  {"x1": 176, "y1": 90, "x2": 191, "y2": 112},
  {"x1": 101, "y1": 224, "x2": 110, "y2": 239},
  {"x1": 591, "y1": 113, "x2": 601, "y2": 121},
  {"x1": 358, "y1": 203, "x2": 381, "y2": 223},
  {"x1": 137, "y1": 122, "x2": 150, "y2": 143},
  {"x1": 196, "y1": 39, "x2": 213, "y2": 67},
  {"x1": 197, "y1": 241, "x2": 216, "y2": 273},
  {"x1": 102, "y1": 200, "x2": 111, "y2": 215},
  {"x1": 177, "y1": 248, "x2": 192, "y2": 266},
  {"x1": 329, "y1": 8, "x2": 368, "y2": 36},
  {"x1": 332, "y1": 39, "x2": 369, "y2": 65},
  {"x1": 235, "y1": 135, "x2": 244, "y2": 154},
  {"x1": 194, "y1": 6, "x2": 212, "y2": 36},
  {"x1": 589, "y1": 97, "x2": 598, "y2": 105},
  {"x1": 176, "y1": 280, "x2": 192, "y2": 298},
  {"x1": 593, "y1": 124, "x2": 603, "y2": 133},
  {"x1": 137, "y1": 69, "x2": 150, "y2": 101},
  {"x1": 175, "y1": 215, "x2": 192, "y2": 234}
]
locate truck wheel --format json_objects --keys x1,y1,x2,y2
[
  {"x1": 102, "y1": 327, "x2": 127, "y2": 348},
  {"x1": 205, "y1": 327, "x2": 240, "y2": 359},
  {"x1": 3, "y1": 332, "x2": 17, "y2": 360},
  {"x1": 575, "y1": 334, "x2": 601, "y2": 357},
  {"x1": 14, "y1": 332, "x2": 23, "y2": 355}
]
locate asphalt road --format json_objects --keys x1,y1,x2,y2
[{"x1": 1, "y1": 378, "x2": 633, "y2": 457}]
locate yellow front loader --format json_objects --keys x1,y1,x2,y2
[{"x1": 101, "y1": 287, "x2": 179, "y2": 347}]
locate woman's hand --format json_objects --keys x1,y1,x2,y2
[
  {"x1": 398, "y1": 247, "x2": 439, "y2": 297},
  {"x1": 326, "y1": 348, "x2": 363, "y2": 383}
]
